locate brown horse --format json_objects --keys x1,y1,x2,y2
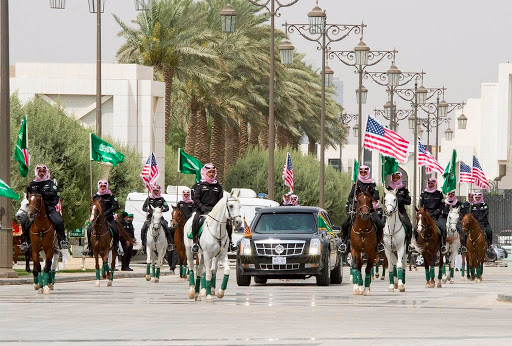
[
  {"x1": 416, "y1": 208, "x2": 444, "y2": 288},
  {"x1": 27, "y1": 193, "x2": 58, "y2": 294},
  {"x1": 350, "y1": 191, "x2": 377, "y2": 296},
  {"x1": 170, "y1": 206, "x2": 188, "y2": 278},
  {"x1": 461, "y1": 213, "x2": 487, "y2": 282},
  {"x1": 89, "y1": 199, "x2": 116, "y2": 287},
  {"x1": 12, "y1": 234, "x2": 31, "y2": 273}
]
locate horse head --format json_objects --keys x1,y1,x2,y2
[
  {"x1": 27, "y1": 193, "x2": 46, "y2": 221},
  {"x1": 356, "y1": 191, "x2": 372, "y2": 221},
  {"x1": 416, "y1": 208, "x2": 436, "y2": 240},
  {"x1": 16, "y1": 193, "x2": 29, "y2": 221},
  {"x1": 170, "y1": 206, "x2": 185, "y2": 229},
  {"x1": 384, "y1": 189, "x2": 398, "y2": 216},
  {"x1": 89, "y1": 198, "x2": 103, "y2": 226},
  {"x1": 226, "y1": 194, "x2": 242, "y2": 229},
  {"x1": 151, "y1": 207, "x2": 163, "y2": 230},
  {"x1": 461, "y1": 213, "x2": 476, "y2": 235},
  {"x1": 447, "y1": 206, "x2": 460, "y2": 234}
]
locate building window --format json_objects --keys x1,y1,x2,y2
[
  {"x1": 328, "y1": 159, "x2": 341, "y2": 171},
  {"x1": 364, "y1": 149, "x2": 372, "y2": 171}
]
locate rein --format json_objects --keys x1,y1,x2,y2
[
  {"x1": 384, "y1": 209, "x2": 403, "y2": 238},
  {"x1": 28, "y1": 195, "x2": 53, "y2": 236},
  {"x1": 204, "y1": 198, "x2": 240, "y2": 256},
  {"x1": 463, "y1": 218, "x2": 484, "y2": 248}
]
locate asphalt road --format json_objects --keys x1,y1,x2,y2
[{"x1": 1, "y1": 264, "x2": 511, "y2": 345}]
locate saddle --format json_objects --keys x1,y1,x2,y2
[{"x1": 187, "y1": 215, "x2": 206, "y2": 240}]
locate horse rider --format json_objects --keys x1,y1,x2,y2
[
  {"x1": 290, "y1": 194, "x2": 299, "y2": 206},
  {"x1": 120, "y1": 211, "x2": 135, "y2": 271},
  {"x1": 340, "y1": 165, "x2": 385, "y2": 253},
  {"x1": 83, "y1": 179, "x2": 124, "y2": 256},
  {"x1": 281, "y1": 193, "x2": 292, "y2": 206},
  {"x1": 439, "y1": 190, "x2": 463, "y2": 244},
  {"x1": 177, "y1": 189, "x2": 195, "y2": 220},
  {"x1": 20, "y1": 164, "x2": 70, "y2": 252},
  {"x1": 141, "y1": 184, "x2": 174, "y2": 252},
  {"x1": 471, "y1": 192, "x2": 492, "y2": 246},
  {"x1": 419, "y1": 177, "x2": 447, "y2": 253},
  {"x1": 386, "y1": 172, "x2": 412, "y2": 244},
  {"x1": 191, "y1": 163, "x2": 224, "y2": 253}
]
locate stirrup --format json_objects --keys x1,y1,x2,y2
[
  {"x1": 20, "y1": 242, "x2": 30, "y2": 253},
  {"x1": 60, "y1": 240, "x2": 70, "y2": 249},
  {"x1": 441, "y1": 245, "x2": 448, "y2": 255},
  {"x1": 460, "y1": 246, "x2": 467, "y2": 254},
  {"x1": 167, "y1": 243, "x2": 175, "y2": 251},
  {"x1": 192, "y1": 243, "x2": 199, "y2": 253},
  {"x1": 377, "y1": 243, "x2": 385, "y2": 253},
  {"x1": 338, "y1": 243, "x2": 347, "y2": 254},
  {"x1": 116, "y1": 247, "x2": 124, "y2": 256}
]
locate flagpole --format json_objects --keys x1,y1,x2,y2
[
  {"x1": 89, "y1": 133, "x2": 93, "y2": 198},
  {"x1": 25, "y1": 116, "x2": 30, "y2": 185}
]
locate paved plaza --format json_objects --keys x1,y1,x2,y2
[{"x1": 1, "y1": 263, "x2": 511, "y2": 345}]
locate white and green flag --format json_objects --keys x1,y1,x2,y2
[
  {"x1": 90, "y1": 133, "x2": 125, "y2": 167},
  {"x1": 0, "y1": 178, "x2": 19, "y2": 200}
]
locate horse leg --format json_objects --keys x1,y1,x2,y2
[
  {"x1": 374, "y1": 255, "x2": 380, "y2": 278},
  {"x1": 32, "y1": 245, "x2": 42, "y2": 292},
  {"x1": 49, "y1": 251, "x2": 59, "y2": 290},
  {"x1": 145, "y1": 242, "x2": 152, "y2": 281},
  {"x1": 42, "y1": 250, "x2": 53, "y2": 295},
  {"x1": 25, "y1": 250, "x2": 31, "y2": 273},
  {"x1": 203, "y1": 253, "x2": 214, "y2": 302},
  {"x1": 449, "y1": 250, "x2": 456, "y2": 284},
  {"x1": 94, "y1": 251, "x2": 100, "y2": 287},
  {"x1": 195, "y1": 255, "x2": 204, "y2": 301},
  {"x1": 384, "y1": 247, "x2": 395, "y2": 292},
  {"x1": 424, "y1": 258, "x2": 431, "y2": 288},
  {"x1": 186, "y1": 244, "x2": 196, "y2": 299},
  {"x1": 217, "y1": 254, "x2": 230, "y2": 299},
  {"x1": 364, "y1": 255, "x2": 375, "y2": 296},
  {"x1": 397, "y1": 242, "x2": 406, "y2": 292},
  {"x1": 351, "y1": 250, "x2": 360, "y2": 295},
  {"x1": 437, "y1": 252, "x2": 444, "y2": 288},
  {"x1": 210, "y1": 258, "x2": 217, "y2": 297},
  {"x1": 108, "y1": 249, "x2": 114, "y2": 286},
  {"x1": 467, "y1": 251, "x2": 475, "y2": 280}
]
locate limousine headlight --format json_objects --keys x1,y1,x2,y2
[
  {"x1": 241, "y1": 238, "x2": 252, "y2": 256},
  {"x1": 309, "y1": 238, "x2": 321, "y2": 255}
]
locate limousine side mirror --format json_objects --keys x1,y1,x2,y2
[{"x1": 332, "y1": 225, "x2": 341, "y2": 235}]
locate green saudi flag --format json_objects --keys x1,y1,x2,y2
[
  {"x1": 0, "y1": 178, "x2": 19, "y2": 200},
  {"x1": 90, "y1": 133, "x2": 125, "y2": 167},
  {"x1": 178, "y1": 148, "x2": 202, "y2": 183},
  {"x1": 318, "y1": 214, "x2": 333, "y2": 234},
  {"x1": 381, "y1": 155, "x2": 399, "y2": 182},
  {"x1": 352, "y1": 159, "x2": 359, "y2": 183},
  {"x1": 442, "y1": 149, "x2": 457, "y2": 194},
  {"x1": 14, "y1": 116, "x2": 29, "y2": 177}
]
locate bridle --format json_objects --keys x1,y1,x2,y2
[
  {"x1": 417, "y1": 212, "x2": 433, "y2": 244},
  {"x1": 352, "y1": 193, "x2": 374, "y2": 237},
  {"x1": 462, "y1": 216, "x2": 483, "y2": 246},
  {"x1": 204, "y1": 198, "x2": 241, "y2": 253},
  {"x1": 27, "y1": 194, "x2": 46, "y2": 219},
  {"x1": 384, "y1": 197, "x2": 404, "y2": 238}
]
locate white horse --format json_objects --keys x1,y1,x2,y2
[
  {"x1": 442, "y1": 206, "x2": 461, "y2": 284},
  {"x1": 184, "y1": 192, "x2": 242, "y2": 302},
  {"x1": 145, "y1": 207, "x2": 168, "y2": 283},
  {"x1": 383, "y1": 189, "x2": 408, "y2": 293}
]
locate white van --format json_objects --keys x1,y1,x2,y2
[{"x1": 124, "y1": 186, "x2": 190, "y2": 249}]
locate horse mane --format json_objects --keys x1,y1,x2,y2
[{"x1": 418, "y1": 207, "x2": 437, "y2": 231}]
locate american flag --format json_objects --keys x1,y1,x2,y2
[
  {"x1": 282, "y1": 152, "x2": 294, "y2": 192},
  {"x1": 459, "y1": 161, "x2": 473, "y2": 184},
  {"x1": 472, "y1": 155, "x2": 490, "y2": 190},
  {"x1": 243, "y1": 217, "x2": 252, "y2": 239},
  {"x1": 140, "y1": 152, "x2": 160, "y2": 190},
  {"x1": 363, "y1": 116, "x2": 409, "y2": 163},
  {"x1": 418, "y1": 139, "x2": 444, "y2": 175}
]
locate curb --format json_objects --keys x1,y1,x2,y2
[
  {"x1": 0, "y1": 272, "x2": 170, "y2": 286},
  {"x1": 497, "y1": 294, "x2": 512, "y2": 303}
]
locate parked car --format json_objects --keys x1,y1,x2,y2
[
  {"x1": 236, "y1": 206, "x2": 343, "y2": 286},
  {"x1": 486, "y1": 244, "x2": 508, "y2": 262}
]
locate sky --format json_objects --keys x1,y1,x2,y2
[{"x1": 9, "y1": 0, "x2": 512, "y2": 140}]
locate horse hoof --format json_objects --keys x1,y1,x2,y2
[
  {"x1": 107, "y1": 280, "x2": 112, "y2": 287},
  {"x1": 95, "y1": 280, "x2": 100, "y2": 287},
  {"x1": 188, "y1": 288, "x2": 195, "y2": 300},
  {"x1": 375, "y1": 273, "x2": 380, "y2": 278},
  {"x1": 38, "y1": 288, "x2": 43, "y2": 294},
  {"x1": 398, "y1": 285, "x2": 405, "y2": 292},
  {"x1": 476, "y1": 278, "x2": 482, "y2": 283},
  {"x1": 381, "y1": 276, "x2": 385, "y2": 281},
  {"x1": 145, "y1": 275, "x2": 151, "y2": 281},
  {"x1": 363, "y1": 289, "x2": 371, "y2": 296},
  {"x1": 358, "y1": 287, "x2": 364, "y2": 295},
  {"x1": 200, "y1": 288, "x2": 206, "y2": 297},
  {"x1": 102, "y1": 274, "x2": 107, "y2": 279},
  {"x1": 437, "y1": 282, "x2": 442, "y2": 288},
  {"x1": 34, "y1": 284, "x2": 40, "y2": 291},
  {"x1": 211, "y1": 288, "x2": 216, "y2": 296},
  {"x1": 43, "y1": 286, "x2": 51, "y2": 295},
  {"x1": 442, "y1": 279, "x2": 447, "y2": 284},
  {"x1": 394, "y1": 283, "x2": 398, "y2": 289},
  {"x1": 206, "y1": 295, "x2": 213, "y2": 302},
  {"x1": 217, "y1": 289, "x2": 225, "y2": 299},
  {"x1": 450, "y1": 279, "x2": 455, "y2": 284},
  {"x1": 353, "y1": 289, "x2": 359, "y2": 295},
  {"x1": 154, "y1": 278, "x2": 159, "y2": 283},
  {"x1": 49, "y1": 283, "x2": 54, "y2": 290}
]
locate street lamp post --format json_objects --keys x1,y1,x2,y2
[
  {"x1": 328, "y1": 39, "x2": 396, "y2": 163},
  {"x1": 51, "y1": 0, "x2": 148, "y2": 137},
  {"x1": 339, "y1": 113, "x2": 358, "y2": 170},
  {"x1": 222, "y1": 0, "x2": 299, "y2": 202},
  {"x1": 0, "y1": 0, "x2": 15, "y2": 277},
  {"x1": 284, "y1": 3, "x2": 364, "y2": 207}
]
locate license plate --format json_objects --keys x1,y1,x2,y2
[{"x1": 272, "y1": 256, "x2": 286, "y2": 265}]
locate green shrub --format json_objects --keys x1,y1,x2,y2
[
  {"x1": 223, "y1": 148, "x2": 352, "y2": 225},
  {"x1": 9, "y1": 95, "x2": 143, "y2": 229}
]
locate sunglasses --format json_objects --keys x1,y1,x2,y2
[
  {"x1": 37, "y1": 167, "x2": 47, "y2": 171},
  {"x1": 99, "y1": 183, "x2": 108, "y2": 187}
]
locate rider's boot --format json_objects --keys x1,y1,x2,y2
[
  {"x1": 165, "y1": 229, "x2": 175, "y2": 251},
  {"x1": 192, "y1": 234, "x2": 199, "y2": 253}
]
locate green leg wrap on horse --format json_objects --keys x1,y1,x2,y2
[
  {"x1": 429, "y1": 267, "x2": 435, "y2": 280},
  {"x1": 38, "y1": 272, "x2": 43, "y2": 287},
  {"x1": 146, "y1": 263, "x2": 151, "y2": 276},
  {"x1": 111, "y1": 268, "x2": 114, "y2": 281},
  {"x1": 211, "y1": 274, "x2": 217, "y2": 289},
  {"x1": 450, "y1": 267, "x2": 454, "y2": 278},
  {"x1": 33, "y1": 275, "x2": 38, "y2": 285},
  {"x1": 461, "y1": 266, "x2": 465, "y2": 276},
  {"x1": 357, "y1": 270, "x2": 363, "y2": 286},
  {"x1": 470, "y1": 268, "x2": 475, "y2": 276},
  {"x1": 425, "y1": 268, "x2": 430, "y2": 281},
  {"x1": 195, "y1": 277, "x2": 200, "y2": 293},
  {"x1": 364, "y1": 273, "x2": 371, "y2": 287},
  {"x1": 389, "y1": 269, "x2": 394, "y2": 284},
  {"x1": 181, "y1": 265, "x2": 186, "y2": 277},
  {"x1": 476, "y1": 267, "x2": 481, "y2": 278},
  {"x1": 188, "y1": 270, "x2": 194, "y2": 286},
  {"x1": 375, "y1": 263, "x2": 380, "y2": 272},
  {"x1": 201, "y1": 273, "x2": 206, "y2": 290},
  {"x1": 156, "y1": 268, "x2": 160, "y2": 279},
  {"x1": 442, "y1": 264, "x2": 446, "y2": 274},
  {"x1": 151, "y1": 265, "x2": 156, "y2": 277},
  {"x1": 398, "y1": 268, "x2": 403, "y2": 281},
  {"x1": 43, "y1": 272, "x2": 50, "y2": 287},
  {"x1": 221, "y1": 274, "x2": 229, "y2": 290},
  {"x1": 371, "y1": 267, "x2": 374, "y2": 277},
  {"x1": 402, "y1": 269, "x2": 406, "y2": 284},
  {"x1": 51, "y1": 270, "x2": 56, "y2": 284},
  {"x1": 437, "y1": 265, "x2": 443, "y2": 280},
  {"x1": 206, "y1": 280, "x2": 212, "y2": 296},
  {"x1": 393, "y1": 265, "x2": 397, "y2": 278},
  {"x1": 96, "y1": 269, "x2": 100, "y2": 280},
  {"x1": 480, "y1": 264, "x2": 484, "y2": 275},
  {"x1": 382, "y1": 267, "x2": 386, "y2": 276}
]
